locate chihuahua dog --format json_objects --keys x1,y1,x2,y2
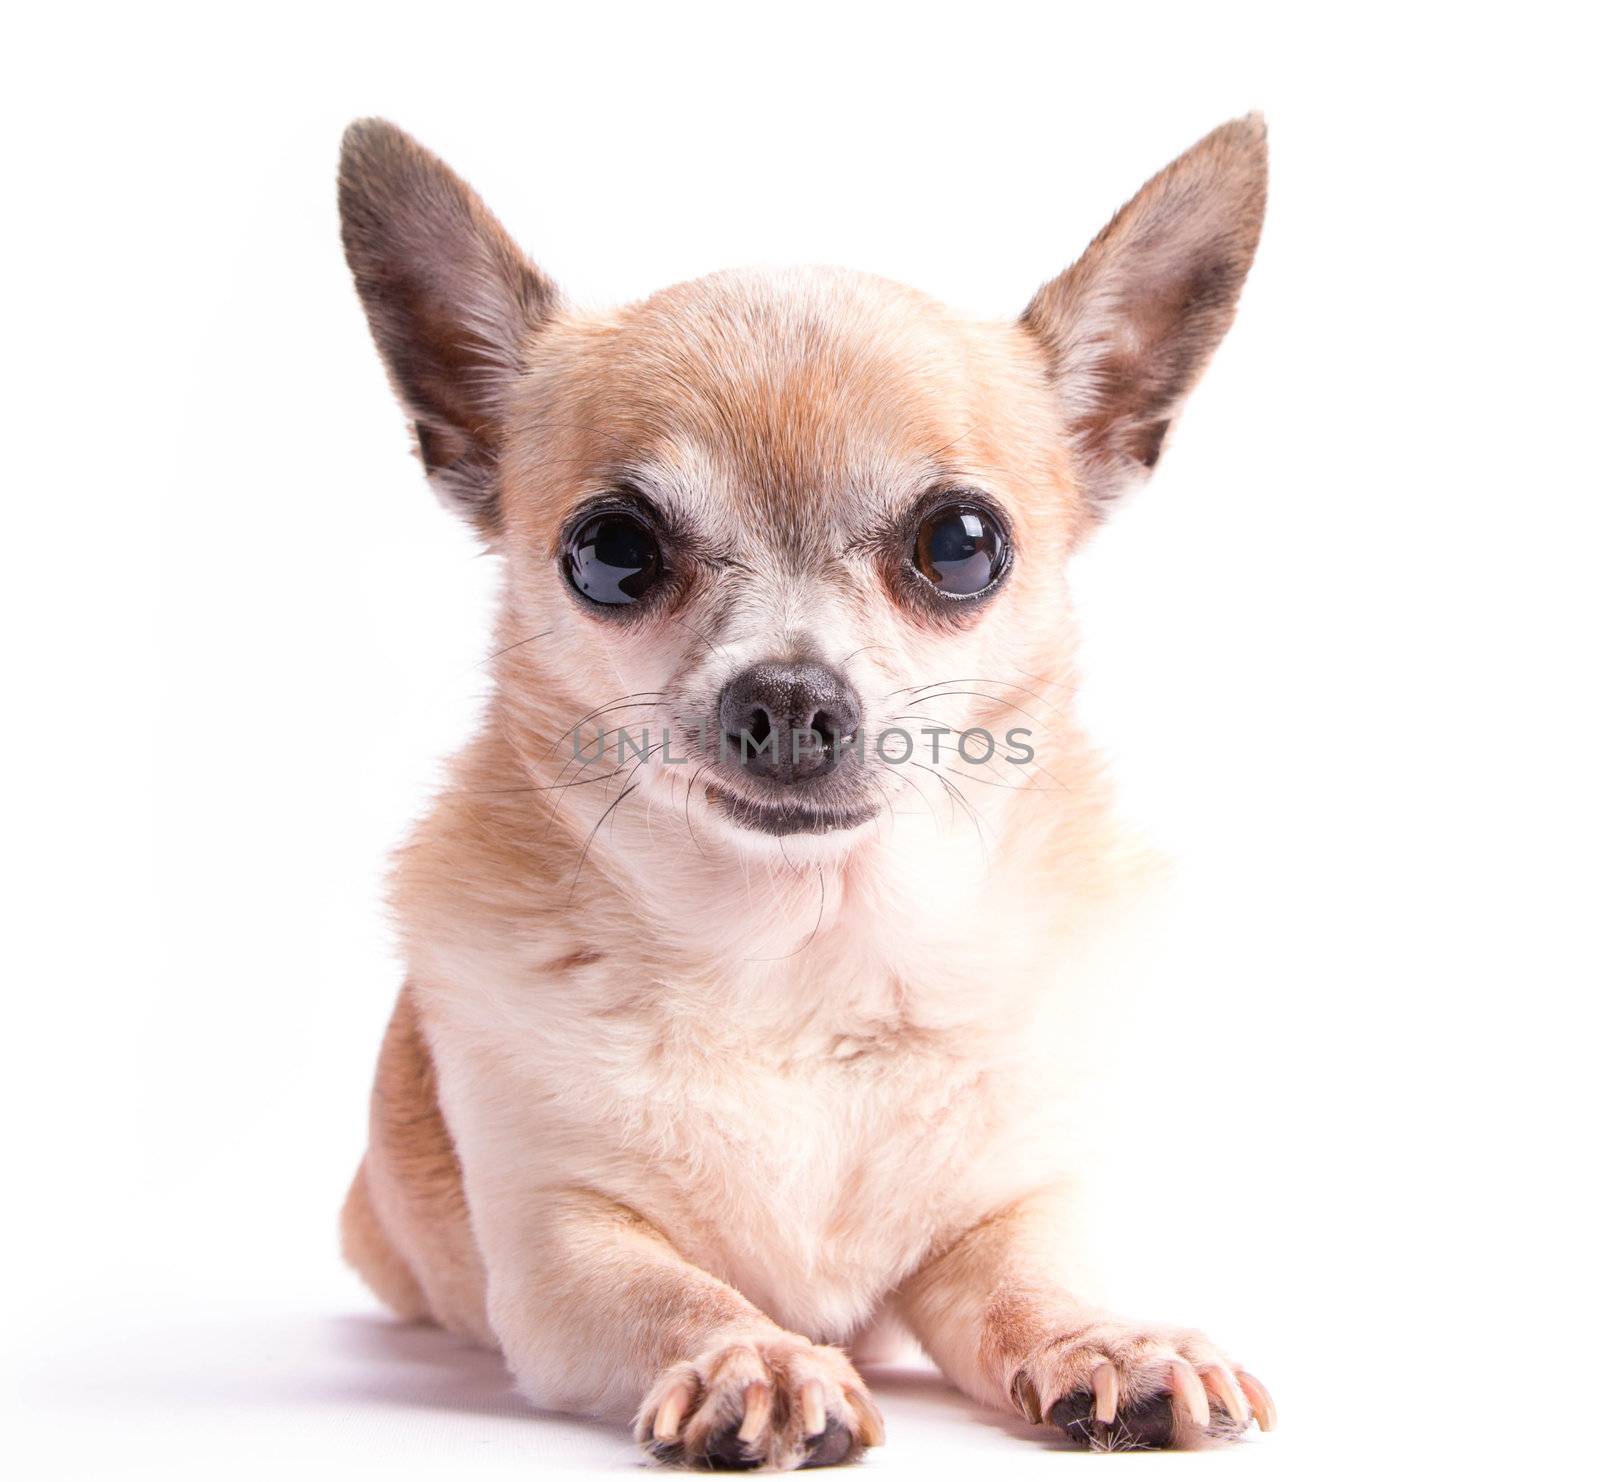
[{"x1": 337, "y1": 116, "x2": 1272, "y2": 1467}]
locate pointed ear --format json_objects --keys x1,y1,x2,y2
[
  {"x1": 1021, "y1": 114, "x2": 1267, "y2": 513},
  {"x1": 338, "y1": 119, "x2": 559, "y2": 534}
]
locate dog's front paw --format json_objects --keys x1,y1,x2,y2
[
  {"x1": 1008, "y1": 1316, "x2": 1275, "y2": 1451},
  {"x1": 636, "y1": 1332, "x2": 884, "y2": 1470}
]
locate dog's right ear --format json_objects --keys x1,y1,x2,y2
[{"x1": 338, "y1": 119, "x2": 559, "y2": 535}]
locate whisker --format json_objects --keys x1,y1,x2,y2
[
  {"x1": 921, "y1": 762, "x2": 1063, "y2": 792},
  {"x1": 683, "y1": 762, "x2": 711, "y2": 859},
  {"x1": 886, "y1": 675, "x2": 1066, "y2": 716},
  {"x1": 467, "y1": 766, "x2": 631, "y2": 796},
  {"x1": 542, "y1": 694, "x2": 667, "y2": 761},
  {"x1": 926, "y1": 424, "x2": 976, "y2": 462},
  {"x1": 898, "y1": 690, "x2": 1047, "y2": 727},
  {"x1": 565, "y1": 783, "x2": 639, "y2": 904},
  {"x1": 743, "y1": 866, "x2": 826, "y2": 963},
  {"x1": 864, "y1": 772, "x2": 899, "y2": 840},
  {"x1": 485, "y1": 628, "x2": 555, "y2": 664},
  {"x1": 674, "y1": 614, "x2": 738, "y2": 670},
  {"x1": 541, "y1": 721, "x2": 654, "y2": 800},
  {"x1": 889, "y1": 756, "x2": 944, "y2": 821},
  {"x1": 909, "y1": 761, "x2": 991, "y2": 870},
  {"x1": 540, "y1": 725, "x2": 668, "y2": 831}
]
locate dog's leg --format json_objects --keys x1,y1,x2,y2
[
  {"x1": 343, "y1": 987, "x2": 492, "y2": 1344},
  {"x1": 469, "y1": 1186, "x2": 883, "y2": 1470},
  {"x1": 895, "y1": 1188, "x2": 1274, "y2": 1450}
]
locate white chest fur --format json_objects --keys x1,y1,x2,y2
[{"x1": 412, "y1": 816, "x2": 1062, "y2": 1341}]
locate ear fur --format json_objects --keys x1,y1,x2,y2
[
  {"x1": 338, "y1": 119, "x2": 559, "y2": 533},
  {"x1": 1021, "y1": 114, "x2": 1267, "y2": 512}
]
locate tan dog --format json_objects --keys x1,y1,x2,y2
[{"x1": 337, "y1": 115, "x2": 1273, "y2": 1467}]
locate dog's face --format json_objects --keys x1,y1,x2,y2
[
  {"x1": 339, "y1": 120, "x2": 1265, "y2": 852},
  {"x1": 495, "y1": 269, "x2": 1080, "y2": 846}
]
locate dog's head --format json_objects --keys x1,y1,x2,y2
[{"x1": 339, "y1": 119, "x2": 1265, "y2": 853}]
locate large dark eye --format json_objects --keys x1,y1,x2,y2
[
  {"x1": 564, "y1": 511, "x2": 662, "y2": 607},
  {"x1": 913, "y1": 505, "x2": 1008, "y2": 596}
]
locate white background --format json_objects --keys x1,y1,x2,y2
[{"x1": 4, "y1": 3, "x2": 1595, "y2": 1478}]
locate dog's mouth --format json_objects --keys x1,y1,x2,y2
[{"x1": 704, "y1": 785, "x2": 879, "y2": 837}]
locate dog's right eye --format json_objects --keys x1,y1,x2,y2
[{"x1": 564, "y1": 511, "x2": 662, "y2": 607}]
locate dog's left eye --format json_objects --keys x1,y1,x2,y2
[{"x1": 912, "y1": 505, "x2": 1009, "y2": 597}]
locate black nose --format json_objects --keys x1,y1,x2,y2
[{"x1": 718, "y1": 661, "x2": 862, "y2": 784}]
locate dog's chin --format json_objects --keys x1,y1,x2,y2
[{"x1": 706, "y1": 785, "x2": 879, "y2": 841}]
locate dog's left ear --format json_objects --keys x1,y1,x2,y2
[
  {"x1": 1021, "y1": 115, "x2": 1267, "y2": 513},
  {"x1": 338, "y1": 119, "x2": 560, "y2": 535}
]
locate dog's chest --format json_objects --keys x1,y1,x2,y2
[
  {"x1": 576, "y1": 954, "x2": 1020, "y2": 1340},
  {"x1": 427, "y1": 841, "x2": 1049, "y2": 1341}
]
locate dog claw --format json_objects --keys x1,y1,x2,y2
[
  {"x1": 1171, "y1": 1358, "x2": 1210, "y2": 1429},
  {"x1": 799, "y1": 1378, "x2": 827, "y2": 1437},
  {"x1": 737, "y1": 1380, "x2": 772, "y2": 1442},
  {"x1": 1236, "y1": 1370, "x2": 1276, "y2": 1431},
  {"x1": 652, "y1": 1378, "x2": 695, "y2": 1442},
  {"x1": 1091, "y1": 1362, "x2": 1118, "y2": 1424},
  {"x1": 847, "y1": 1389, "x2": 886, "y2": 1447},
  {"x1": 1010, "y1": 1369, "x2": 1043, "y2": 1423},
  {"x1": 1200, "y1": 1364, "x2": 1248, "y2": 1426}
]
